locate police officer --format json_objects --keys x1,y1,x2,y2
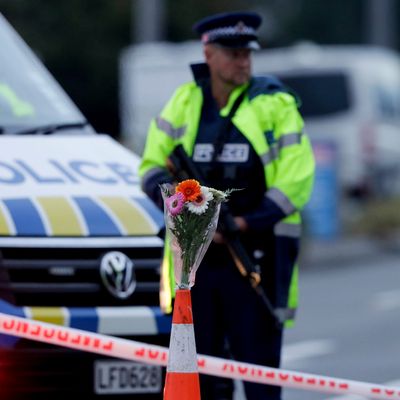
[{"x1": 139, "y1": 10, "x2": 315, "y2": 400}]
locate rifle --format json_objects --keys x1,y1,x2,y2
[{"x1": 168, "y1": 144, "x2": 284, "y2": 327}]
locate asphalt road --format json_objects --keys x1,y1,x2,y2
[
  {"x1": 235, "y1": 242, "x2": 400, "y2": 400},
  {"x1": 283, "y1": 246, "x2": 400, "y2": 400}
]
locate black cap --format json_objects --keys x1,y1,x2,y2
[{"x1": 192, "y1": 11, "x2": 262, "y2": 50}]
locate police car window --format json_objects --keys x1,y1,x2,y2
[
  {"x1": 277, "y1": 73, "x2": 351, "y2": 118},
  {"x1": 0, "y1": 14, "x2": 88, "y2": 134}
]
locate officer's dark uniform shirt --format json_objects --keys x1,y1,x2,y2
[{"x1": 192, "y1": 81, "x2": 266, "y2": 217}]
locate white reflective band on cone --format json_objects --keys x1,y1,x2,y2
[
  {"x1": 0, "y1": 312, "x2": 399, "y2": 399},
  {"x1": 167, "y1": 324, "x2": 198, "y2": 373}
]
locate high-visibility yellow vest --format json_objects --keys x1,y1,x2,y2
[{"x1": 139, "y1": 77, "x2": 315, "y2": 322}]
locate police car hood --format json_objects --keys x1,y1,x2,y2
[{"x1": 0, "y1": 134, "x2": 164, "y2": 237}]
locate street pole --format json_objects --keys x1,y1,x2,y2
[
  {"x1": 365, "y1": 0, "x2": 397, "y2": 49},
  {"x1": 132, "y1": 0, "x2": 166, "y2": 43}
]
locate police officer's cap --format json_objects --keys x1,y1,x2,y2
[{"x1": 193, "y1": 11, "x2": 262, "y2": 50}]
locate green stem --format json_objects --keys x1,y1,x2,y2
[{"x1": 180, "y1": 257, "x2": 191, "y2": 289}]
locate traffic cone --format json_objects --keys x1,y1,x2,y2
[{"x1": 164, "y1": 288, "x2": 201, "y2": 399}]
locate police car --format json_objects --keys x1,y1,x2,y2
[{"x1": 0, "y1": 12, "x2": 169, "y2": 399}]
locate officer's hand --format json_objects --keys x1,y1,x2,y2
[
  {"x1": 234, "y1": 216, "x2": 248, "y2": 232},
  {"x1": 213, "y1": 231, "x2": 225, "y2": 244},
  {"x1": 166, "y1": 157, "x2": 176, "y2": 175},
  {"x1": 213, "y1": 217, "x2": 247, "y2": 244}
]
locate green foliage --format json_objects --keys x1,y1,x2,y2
[
  {"x1": 1, "y1": 0, "x2": 398, "y2": 140},
  {"x1": 351, "y1": 197, "x2": 400, "y2": 238},
  {"x1": 286, "y1": 0, "x2": 365, "y2": 45},
  {"x1": 1, "y1": 0, "x2": 131, "y2": 137},
  {"x1": 167, "y1": 0, "x2": 265, "y2": 41}
]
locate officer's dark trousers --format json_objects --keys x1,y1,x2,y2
[{"x1": 191, "y1": 244, "x2": 283, "y2": 400}]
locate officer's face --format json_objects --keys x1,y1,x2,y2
[{"x1": 205, "y1": 45, "x2": 252, "y2": 87}]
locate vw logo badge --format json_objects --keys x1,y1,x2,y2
[{"x1": 100, "y1": 251, "x2": 136, "y2": 299}]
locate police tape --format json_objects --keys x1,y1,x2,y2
[{"x1": 0, "y1": 312, "x2": 398, "y2": 399}]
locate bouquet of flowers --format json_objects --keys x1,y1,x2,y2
[{"x1": 161, "y1": 179, "x2": 229, "y2": 289}]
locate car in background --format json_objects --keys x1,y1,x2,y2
[
  {"x1": 253, "y1": 42, "x2": 400, "y2": 198},
  {"x1": 121, "y1": 41, "x2": 400, "y2": 199}
]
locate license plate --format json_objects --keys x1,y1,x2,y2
[{"x1": 94, "y1": 360, "x2": 162, "y2": 394}]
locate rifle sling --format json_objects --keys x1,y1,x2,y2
[{"x1": 211, "y1": 88, "x2": 247, "y2": 165}]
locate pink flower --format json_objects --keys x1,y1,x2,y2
[{"x1": 166, "y1": 192, "x2": 185, "y2": 216}]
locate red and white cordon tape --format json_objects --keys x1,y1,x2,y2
[{"x1": 0, "y1": 311, "x2": 399, "y2": 399}]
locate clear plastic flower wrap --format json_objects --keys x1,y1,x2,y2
[{"x1": 160, "y1": 179, "x2": 229, "y2": 289}]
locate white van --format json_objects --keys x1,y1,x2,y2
[
  {"x1": 252, "y1": 43, "x2": 400, "y2": 198},
  {"x1": 121, "y1": 41, "x2": 400, "y2": 198}
]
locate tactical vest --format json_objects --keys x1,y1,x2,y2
[{"x1": 139, "y1": 75, "x2": 315, "y2": 324}]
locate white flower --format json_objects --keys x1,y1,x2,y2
[{"x1": 186, "y1": 186, "x2": 213, "y2": 215}]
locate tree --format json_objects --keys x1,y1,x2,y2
[
  {"x1": 1, "y1": 0, "x2": 131, "y2": 138},
  {"x1": 1, "y1": 0, "x2": 398, "y2": 140}
]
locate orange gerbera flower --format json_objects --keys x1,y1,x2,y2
[{"x1": 176, "y1": 179, "x2": 201, "y2": 202}]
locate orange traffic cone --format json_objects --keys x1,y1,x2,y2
[{"x1": 164, "y1": 288, "x2": 201, "y2": 399}]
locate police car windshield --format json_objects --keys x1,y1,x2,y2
[
  {"x1": 12, "y1": 122, "x2": 90, "y2": 136},
  {"x1": 0, "y1": 13, "x2": 93, "y2": 135}
]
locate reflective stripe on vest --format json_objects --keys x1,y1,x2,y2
[
  {"x1": 279, "y1": 132, "x2": 302, "y2": 147},
  {"x1": 156, "y1": 116, "x2": 186, "y2": 139},
  {"x1": 266, "y1": 188, "x2": 297, "y2": 215},
  {"x1": 274, "y1": 222, "x2": 302, "y2": 238},
  {"x1": 260, "y1": 132, "x2": 302, "y2": 166}
]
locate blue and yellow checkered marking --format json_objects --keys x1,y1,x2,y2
[
  {"x1": 0, "y1": 196, "x2": 164, "y2": 237},
  {"x1": 74, "y1": 196, "x2": 121, "y2": 236},
  {"x1": 37, "y1": 197, "x2": 84, "y2": 236},
  {"x1": 134, "y1": 196, "x2": 164, "y2": 229},
  {"x1": 0, "y1": 300, "x2": 25, "y2": 347},
  {"x1": 3, "y1": 198, "x2": 46, "y2": 236},
  {"x1": 0, "y1": 301, "x2": 172, "y2": 348}
]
